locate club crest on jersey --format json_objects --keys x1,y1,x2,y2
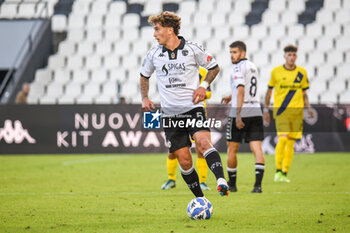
[
  {"x1": 170, "y1": 52, "x2": 176, "y2": 59},
  {"x1": 182, "y1": 49, "x2": 188, "y2": 56}
]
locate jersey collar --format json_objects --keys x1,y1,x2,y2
[
  {"x1": 233, "y1": 58, "x2": 247, "y2": 64},
  {"x1": 162, "y1": 36, "x2": 185, "y2": 60},
  {"x1": 283, "y1": 64, "x2": 297, "y2": 71}
]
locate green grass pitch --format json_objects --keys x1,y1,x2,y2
[{"x1": 0, "y1": 153, "x2": 349, "y2": 232}]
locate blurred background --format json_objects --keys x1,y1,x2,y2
[{"x1": 0, "y1": 0, "x2": 349, "y2": 105}]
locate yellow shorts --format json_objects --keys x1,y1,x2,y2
[{"x1": 275, "y1": 115, "x2": 303, "y2": 139}]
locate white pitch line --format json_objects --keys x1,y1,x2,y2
[{"x1": 61, "y1": 155, "x2": 129, "y2": 166}]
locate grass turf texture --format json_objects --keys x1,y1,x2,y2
[{"x1": 0, "y1": 153, "x2": 349, "y2": 233}]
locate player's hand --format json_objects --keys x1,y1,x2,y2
[
  {"x1": 236, "y1": 115, "x2": 245, "y2": 130},
  {"x1": 307, "y1": 108, "x2": 314, "y2": 118},
  {"x1": 221, "y1": 96, "x2": 231, "y2": 104},
  {"x1": 193, "y1": 87, "x2": 206, "y2": 104},
  {"x1": 142, "y1": 97, "x2": 155, "y2": 112},
  {"x1": 263, "y1": 111, "x2": 270, "y2": 124}
]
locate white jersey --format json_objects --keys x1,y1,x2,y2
[
  {"x1": 140, "y1": 36, "x2": 218, "y2": 116},
  {"x1": 229, "y1": 59, "x2": 262, "y2": 118}
]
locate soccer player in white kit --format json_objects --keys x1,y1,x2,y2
[
  {"x1": 221, "y1": 41, "x2": 265, "y2": 193},
  {"x1": 140, "y1": 12, "x2": 229, "y2": 197}
]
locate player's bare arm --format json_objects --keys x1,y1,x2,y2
[
  {"x1": 236, "y1": 85, "x2": 245, "y2": 129},
  {"x1": 263, "y1": 88, "x2": 273, "y2": 123},
  {"x1": 303, "y1": 90, "x2": 314, "y2": 118},
  {"x1": 221, "y1": 95, "x2": 232, "y2": 104},
  {"x1": 193, "y1": 66, "x2": 220, "y2": 104},
  {"x1": 140, "y1": 75, "x2": 155, "y2": 111}
]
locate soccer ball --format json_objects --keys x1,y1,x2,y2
[{"x1": 187, "y1": 197, "x2": 213, "y2": 220}]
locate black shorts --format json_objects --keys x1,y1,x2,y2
[
  {"x1": 163, "y1": 107, "x2": 210, "y2": 153},
  {"x1": 226, "y1": 116, "x2": 264, "y2": 143}
]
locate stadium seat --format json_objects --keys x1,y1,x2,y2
[
  {"x1": 335, "y1": 37, "x2": 350, "y2": 51},
  {"x1": 286, "y1": 24, "x2": 304, "y2": 40},
  {"x1": 96, "y1": 42, "x2": 112, "y2": 56},
  {"x1": 34, "y1": 69, "x2": 53, "y2": 85},
  {"x1": 297, "y1": 37, "x2": 315, "y2": 53},
  {"x1": 261, "y1": 10, "x2": 279, "y2": 26},
  {"x1": 86, "y1": 28, "x2": 103, "y2": 43},
  {"x1": 142, "y1": 0, "x2": 162, "y2": 16},
  {"x1": 315, "y1": 9, "x2": 334, "y2": 25},
  {"x1": 210, "y1": 12, "x2": 226, "y2": 27},
  {"x1": 109, "y1": 67, "x2": 127, "y2": 84},
  {"x1": 323, "y1": 0, "x2": 341, "y2": 11},
  {"x1": 104, "y1": 28, "x2": 121, "y2": 42},
  {"x1": 287, "y1": 0, "x2": 305, "y2": 13},
  {"x1": 324, "y1": 23, "x2": 341, "y2": 39},
  {"x1": 114, "y1": 40, "x2": 131, "y2": 56},
  {"x1": 261, "y1": 37, "x2": 278, "y2": 52},
  {"x1": 90, "y1": 69, "x2": 108, "y2": 84},
  {"x1": 66, "y1": 55, "x2": 84, "y2": 69},
  {"x1": 250, "y1": 24, "x2": 268, "y2": 39},
  {"x1": 67, "y1": 29, "x2": 85, "y2": 42},
  {"x1": 90, "y1": 1, "x2": 109, "y2": 16},
  {"x1": 269, "y1": 0, "x2": 287, "y2": 12},
  {"x1": 109, "y1": 1, "x2": 127, "y2": 15},
  {"x1": 104, "y1": 54, "x2": 120, "y2": 69},
  {"x1": 335, "y1": 9, "x2": 350, "y2": 24},
  {"x1": 252, "y1": 51, "x2": 269, "y2": 67},
  {"x1": 72, "y1": 69, "x2": 90, "y2": 84},
  {"x1": 319, "y1": 91, "x2": 338, "y2": 104},
  {"x1": 0, "y1": 3, "x2": 18, "y2": 19},
  {"x1": 178, "y1": 0, "x2": 196, "y2": 15},
  {"x1": 193, "y1": 12, "x2": 209, "y2": 27},
  {"x1": 85, "y1": 55, "x2": 102, "y2": 69},
  {"x1": 122, "y1": 27, "x2": 139, "y2": 41},
  {"x1": 316, "y1": 37, "x2": 334, "y2": 52},
  {"x1": 339, "y1": 91, "x2": 350, "y2": 103},
  {"x1": 122, "y1": 13, "x2": 140, "y2": 28},
  {"x1": 71, "y1": 0, "x2": 90, "y2": 16},
  {"x1": 86, "y1": 14, "x2": 104, "y2": 29},
  {"x1": 51, "y1": 14, "x2": 67, "y2": 32},
  {"x1": 77, "y1": 41, "x2": 94, "y2": 56},
  {"x1": 281, "y1": 11, "x2": 298, "y2": 25},
  {"x1": 307, "y1": 50, "x2": 325, "y2": 66},
  {"x1": 17, "y1": 3, "x2": 36, "y2": 18},
  {"x1": 215, "y1": 0, "x2": 232, "y2": 13},
  {"x1": 67, "y1": 14, "x2": 85, "y2": 29},
  {"x1": 228, "y1": 12, "x2": 245, "y2": 26},
  {"x1": 48, "y1": 54, "x2": 66, "y2": 69},
  {"x1": 232, "y1": 25, "x2": 250, "y2": 40},
  {"x1": 326, "y1": 50, "x2": 343, "y2": 66},
  {"x1": 305, "y1": 23, "x2": 323, "y2": 39},
  {"x1": 213, "y1": 26, "x2": 231, "y2": 41}
]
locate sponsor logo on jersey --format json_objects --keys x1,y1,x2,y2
[
  {"x1": 161, "y1": 63, "x2": 186, "y2": 76},
  {"x1": 158, "y1": 53, "x2": 165, "y2": 57},
  {"x1": 207, "y1": 56, "x2": 212, "y2": 62}
]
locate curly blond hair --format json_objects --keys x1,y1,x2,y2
[{"x1": 148, "y1": 11, "x2": 181, "y2": 35}]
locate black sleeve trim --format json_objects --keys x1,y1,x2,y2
[
  {"x1": 268, "y1": 85, "x2": 274, "y2": 89},
  {"x1": 236, "y1": 84, "x2": 244, "y2": 88},
  {"x1": 303, "y1": 87, "x2": 309, "y2": 91},
  {"x1": 140, "y1": 73, "x2": 150, "y2": 79},
  {"x1": 208, "y1": 64, "x2": 219, "y2": 70}
]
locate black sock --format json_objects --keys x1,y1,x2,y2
[
  {"x1": 276, "y1": 169, "x2": 282, "y2": 173},
  {"x1": 203, "y1": 148, "x2": 225, "y2": 180},
  {"x1": 254, "y1": 163, "x2": 265, "y2": 187},
  {"x1": 181, "y1": 166, "x2": 204, "y2": 197},
  {"x1": 282, "y1": 171, "x2": 287, "y2": 176},
  {"x1": 227, "y1": 167, "x2": 237, "y2": 186}
]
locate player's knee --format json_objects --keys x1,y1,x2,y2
[{"x1": 195, "y1": 138, "x2": 212, "y2": 153}]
